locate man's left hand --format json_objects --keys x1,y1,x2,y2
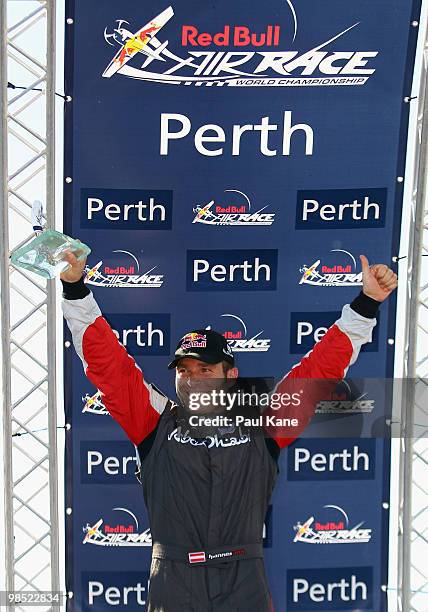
[{"x1": 360, "y1": 254, "x2": 398, "y2": 302}]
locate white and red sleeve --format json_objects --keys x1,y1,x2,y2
[
  {"x1": 265, "y1": 292, "x2": 379, "y2": 449},
  {"x1": 61, "y1": 277, "x2": 168, "y2": 445}
]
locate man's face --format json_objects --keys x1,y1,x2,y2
[
  {"x1": 175, "y1": 357, "x2": 238, "y2": 413},
  {"x1": 176, "y1": 357, "x2": 226, "y2": 380}
]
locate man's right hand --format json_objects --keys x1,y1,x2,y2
[{"x1": 60, "y1": 250, "x2": 87, "y2": 283}]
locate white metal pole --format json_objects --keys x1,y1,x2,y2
[{"x1": 0, "y1": 0, "x2": 16, "y2": 606}]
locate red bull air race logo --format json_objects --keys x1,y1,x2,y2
[
  {"x1": 83, "y1": 507, "x2": 152, "y2": 547},
  {"x1": 192, "y1": 189, "x2": 275, "y2": 226},
  {"x1": 84, "y1": 249, "x2": 164, "y2": 288},
  {"x1": 211, "y1": 314, "x2": 271, "y2": 352},
  {"x1": 316, "y1": 380, "x2": 375, "y2": 414},
  {"x1": 293, "y1": 504, "x2": 372, "y2": 544},
  {"x1": 299, "y1": 249, "x2": 363, "y2": 287},
  {"x1": 102, "y1": 5, "x2": 378, "y2": 87}
]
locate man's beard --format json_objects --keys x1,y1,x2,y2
[
  {"x1": 174, "y1": 376, "x2": 266, "y2": 440},
  {"x1": 175, "y1": 376, "x2": 231, "y2": 415},
  {"x1": 175, "y1": 376, "x2": 235, "y2": 439}
]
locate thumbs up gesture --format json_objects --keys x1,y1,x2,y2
[
  {"x1": 359, "y1": 255, "x2": 398, "y2": 302},
  {"x1": 60, "y1": 250, "x2": 87, "y2": 283}
]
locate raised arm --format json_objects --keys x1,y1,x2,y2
[
  {"x1": 61, "y1": 252, "x2": 169, "y2": 445},
  {"x1": 265, "y1": 255, "x2": 398, "y2": 449}
]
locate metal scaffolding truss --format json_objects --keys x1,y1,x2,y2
[
  {"x1": 0, "y1": 1, "x2": 59, "y2": 610},
  {"x1": 397, "y1": 26, "x2": 428, "y2": 612}
]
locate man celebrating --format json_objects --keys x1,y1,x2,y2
[{"x1": 61, "y1": 251, "x2": 397, "y2": 612}]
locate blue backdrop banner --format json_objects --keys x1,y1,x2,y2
[{"x1": 63, "y1": 1, "x2": 422, "y2": 609}]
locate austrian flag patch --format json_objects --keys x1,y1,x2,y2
[{"x1": 188, "y1": 551, "x2": 206, "y2": 564}]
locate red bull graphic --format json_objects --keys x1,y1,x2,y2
[
  {"x1": 103, "y1": 7, "x2": 174, "y2": 78},
  {"x1": 293, "y1": 504, "x2": 372, "y2": 544},
  {"x1": 102, "y1": 4, "x2": 379, "y2": 87},
  {"x1": 210, "y1": 314, "x2": 271, "y2": 352},
  {"x1": 82, "y1": 390, "x2": 108, "y2": 415},
  {"x1": 182, "y1": 25, "x2": 281, "y2": 47},
  {"x1": 84, "y1": 249, "x2": 164, "y2": 288},
  {"x1": 299, "y1": 250, "x2": 363, "y2": 287},
  {"x1": 316, "y1": 380, "x2": 375, "y2": 413},
  {"x1": 192, "y1": 189, "x2": 275, "y2": 226},
  {"x1": 83, "y1": 507, "x2": 152, "y2": 547},
  {"x1": 180, "y1": 332, "x2": 207, "y2": 349}
]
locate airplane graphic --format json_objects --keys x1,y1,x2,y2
[
  {"x1": 293, "y1": 517, "x2": 316, "y2": 542},
  {"x1": 82, "y1": 391, "x2": 107, "y2": 415},
  {"x1": 84, "y1": 261, "x2": 104, "y2": 282},
  {"x1": 103, "y1": 7, "x2": 174, "y2": 78},
  {"x1": 83, "y1": 519, "x2": 103, "y2": 543},
  {"x1": 299, "y1": 260, "x2": 322, "y2": 284},
  {"x1": 193, "y1": 202, "x2": 218, "y2": 222}
]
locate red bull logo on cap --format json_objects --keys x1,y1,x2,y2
[{"x1": 181, "y1": 332, "x2": 207, "y2": 349}]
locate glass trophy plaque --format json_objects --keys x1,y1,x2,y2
[{"x1": 10, "y1": 229, "x2": 91, "y2": 279}]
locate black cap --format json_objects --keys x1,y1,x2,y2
[{"x1": 167, "y1": 329, "x2": 235, "y2": 369}]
